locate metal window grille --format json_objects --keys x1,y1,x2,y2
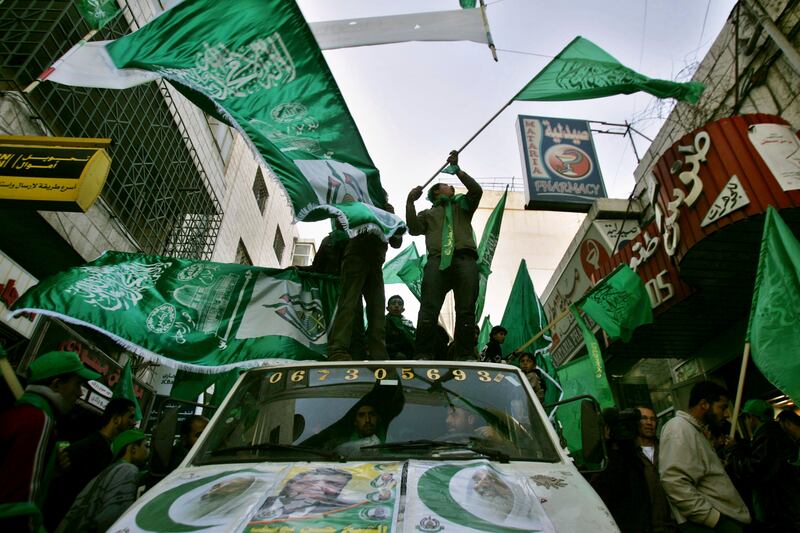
[
  {"x1": 252, "y1": 168, "x2": 269, "y2": 215},
  {"x1": 0, "y1": 1, "x2": 223, "y2": 260},
  {"x1": 234, "y1": 238, "x2": 252, "y2": 266},
  {"x1": 273, "y1": 227, "x2": 285, "y2": 264}
]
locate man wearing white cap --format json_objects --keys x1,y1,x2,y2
[{"x1": 0, "y1": 350, "x2": 101, "y2": 532}]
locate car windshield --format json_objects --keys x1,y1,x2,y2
[{"x1": 193, "y1": 364, "x2": 560, "y2": 464}]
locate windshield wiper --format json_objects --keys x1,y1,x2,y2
[
  {"x1": 362, "y1": 439, "x2": 510, "y2": 462},
  {"x1": 206, "y1": 442, "x2": 344, "y2": 461}
]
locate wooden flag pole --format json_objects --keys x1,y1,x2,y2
[
  {"x1": 1, "y1": 358, "x2": 24, "y2": 400},
  {"x1": 514, "y1": 306, "x2": 572, "y2": 354},
  {"x1": 728, "y1": 342, "x2": 751, "y2": 439},
  {"x1": 419, "y1": 98, "x2": 514, "y2": 189},
  {"x1": 23, "y1": 28, "x2": 99, "y2": 93}
]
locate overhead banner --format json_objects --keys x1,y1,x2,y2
[
  {"x1": 0, "y1": 135, "x2": 112, "y2": 212},
  {"x1": 516, "y1": 115, "x2": 606, "y2": 212}
]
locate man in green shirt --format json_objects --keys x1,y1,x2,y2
[{"x1": 406, "y1": 150, "x2": 482, "y2": 360}]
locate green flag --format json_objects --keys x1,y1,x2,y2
[
  {"x1": 104, "y1": 0, "x2": 404, "y2": 241},
  {"x1": 11, "y1": 251, "x2": 340, "y2": 373},
  {"x1": 747, "y1": 206, "x2": 800, "y2": 405},
  {"x1": 477, "y1": 315, "x2": 492, "y2": 351},
  {"x1": 515, "y1": 36, "x2": 704, "y2": 104},
  {"x1": 499, "y1": 260, "x2": 549, "y2": 357},
  {"x1": 171, "y1": 369, "x2": 240, "y2": 408},
  {"x1": 459, "y1": 0, "x2": 478, "y2": 8},
  {"x1": 398, "y1": 254, "x2": 426, "y2": 302},
  {"x1": 383, "y1": 243, "x2": 420, "y2": 285},
  {"x1": 475, "y1": 187, "x2": 507, "y2": 320},
  {"x1": 575, "y1": 264, "x2": 653, "y2": 343},
  {"x1": 112, "y1": 360, "x2": 142, "y2": 421},
  {"x1": 75, "y1": 0, "x2": 121, "y2": 30}
]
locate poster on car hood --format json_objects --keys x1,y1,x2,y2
[
  {"x1": 246, "y1": 462, "x2": 401, "y2": 533},
  {"x1": 403, "y1": 460, "x2": 556, "y2": 533}
]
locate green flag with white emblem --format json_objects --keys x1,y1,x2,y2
[
  {"x1": 103, "y1": 0, "x2": 404, "y2": 241},
  {"x1": 747, "y1": 207, "x2": 800, "y2": 405},
  {"x1": 475, "y1": 187, "x2": 507, "y2": 320},
  {"x1": 516, "y1": 36, "x2": 704, "y2": 104},
  {"x1": 383, "y1": 243, "x2": 420, "y2": 285},
  {"x1": 75, "y1": 0, "x2": 121, "y2": 30},
  {"x1": 398, "y1": 254, "x2": 427, "y2": 302},
  {"x1": 11, "y1": 251, "x2": 340, "y2": 373}
]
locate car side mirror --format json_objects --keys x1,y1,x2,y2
[{"x1": 544, "y1": 394, "x2": 608, "y2": 473}]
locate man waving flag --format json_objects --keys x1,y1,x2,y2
[{"x1": 49, "y1": 0, "x2": 405, "y2": 241}]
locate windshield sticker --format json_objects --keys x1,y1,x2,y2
[
  {"x1": 404, "y1": 460, "x2": 556, "y2": 533},
  {"x1": 245, "y1": 462, "x2": 401, "y2": 533}
]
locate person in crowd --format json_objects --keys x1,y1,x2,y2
[
  {"x1": 636, "y1": 406, "x2": 677, "y2": 533},
  {"x1": 336, "y1": 404, "x2": 381, "y2": 456},
  {"x1": 0, "y1": 351, "x2": 100, "y2": 532},
  {"x1": 168, "y1": 414, "x2": 209, "y2": 470},
  {"x1": 406, "y1": 150, "x2": 482, "y2": 360},
  {"x1": 658, "y1": 381, "x2": 750, "y2": 532},
  {"x1": 518, "y1": 353, "x2": 546, "y2": 403},
  {"x1": 45, "y1": 397, "x2": 137, "y2": 529},
  {"x1": 480, "y1": 325, "x2": 507, "y2": 364},
  {"x1": 327, "y1": 204, "x2": 402, "y2": 361},
  {"x1": 777, "y1": 409, "x2": 800, "y2": 444},
  {"x1": 56, "y1": 429, "x2": 149, "y2": 532},
  {"x1": 444, "y1": 405, "x2": 502, "y2": 443},
  {"x1": 384, "y1": 295, "x2": 416, "y2": 360},
  {"x1": 727, "y1": 399, "x2": 800, "y2": 531}
]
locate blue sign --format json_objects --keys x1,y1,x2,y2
[{"x1": 516, "y1": 115, "x2": 607, "y2": 212}]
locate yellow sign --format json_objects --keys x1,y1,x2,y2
[{"x1": 0, "y1": 135, "x2": 112, "y2": 212}]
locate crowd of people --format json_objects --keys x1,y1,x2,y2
[
  {"x1": 590, "y1": 381, "x2": 800, "y2": 533},
  {"x1": 0, "y1": 351, "x2": 209, "y2": 532}
]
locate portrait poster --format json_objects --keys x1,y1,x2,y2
[
  {"x1": 246, "y1": 462, "x2": 402, "y2": 533},
  {"x1": 403, "y1": 460, "x2": 555, "y2": 533}
]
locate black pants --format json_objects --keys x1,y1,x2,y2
[{"x1": 415, "y1": 252, "x2": 478, "y2": 360}]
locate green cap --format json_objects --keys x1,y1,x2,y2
[
  {"x1": 27, "y1": 351, "x2": 102, "y2": 383},
  {"x1": 112, "y1": 429, "x2": 147, "y2": 458},
  {"x1": 742, "y1": 399, "x2": 773, "y2": 422}
]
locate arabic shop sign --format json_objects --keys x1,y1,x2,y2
[
  {"x1": 516, "y1": 115, "x2": 607, "y2": 212},
  {"x1": 0, "y1": 135, "x2": 111, "y2": 212}
]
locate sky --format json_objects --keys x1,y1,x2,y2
[{"x1": 293, "y1": 0, "x2": 737, "y2": 323}]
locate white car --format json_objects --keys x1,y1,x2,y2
[{"x1": 111, "y1": 361, "x2": 618, "y2": 532}]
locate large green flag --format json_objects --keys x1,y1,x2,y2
[
  {"x1": 477, "y1": 315, "x2": 492, "y2": 352},
  {"x1": 398, "y1": 254, "x2": 426, "y2": 301},
  {"x1": 112, "y1": 360, "x2": 142, "y2": 421},
  {"x1": 747, "y1": 207, "x2": 800, "y2": 405},
  {"x1": 475, "y1": 187, "x2": 507, "y2": 320},
  {"x1": 499, "y1": 260, "x2": 549, "y2": 356},
  {"x1": 75, "y1": 0, "x2": 121, "y2": 30},
  {"x1": 383, "y1": 243, "x2": 420, "y2": 285},
  {"x1": 515, "y1": 36, "x2": 704, "y2": 104},
  {"x1": 574, "y1": 264, "x2": 653, "y2": 343},
  {"x1": 104, "y1": 0, "x2": 404, "y2": 241},
  {"x1": 11, "y1": 251, "x2": 339, "y2": 373}
]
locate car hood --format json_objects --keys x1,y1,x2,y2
[{"x1": 109, "y1": 460, "x2": 618, "y2": 532}]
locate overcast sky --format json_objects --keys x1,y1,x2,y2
[{"x1": 294, "y1": 0, "x2": 737, "y2": 322}]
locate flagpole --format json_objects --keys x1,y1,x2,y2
[
  {"x1": 514, "y1": 307, "x2": 571, "y2": 353},
  {"x1": 24, "y1": 29, "x2": 100, "y2": 93},
  {"x1": 419, "y1": 98, "x2": 514, "y2": 188},
  {"x1": 0, "y1": 358, "x2": 24, "y2": 400},
  {"x1": 478, "y1": 0, "x2": 498, "y2": 62},
  {"x1": 728, "y1": 341, "x2": 751, "y2": 439}
]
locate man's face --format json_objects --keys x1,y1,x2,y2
[
  {"x1": 387, "y1": 298, "x2": 404, "y2": 316},
  {"x1": 52, "y1": 374, "x2": 85, "y2": 410},
  {"x1": 702, "y1": 396, "x2": 730, "y2": 431},
  {"x1": 187, "y1": 419, "x2": 209, "y2": 447},
  {"x1": 131, "y1": 440, "x2": 150, "y2": 467},
  {"x1": 471, "y1": 468, "x2": 512, "y2": 501},
  {"x1": 519, "y1": 356, "x2": 534, "y2": 373},
  {"x1": 354, "y1": 405, "x2": 379, "y2": 438},
  {"x1": 637, "y1": 407, "x2": 657, "y2": 439},
  {"x1": 285, "y1": 473, "x2": 349, "y2": 502},
  {"x1": 116, "y1": 407, "x2": 137, "y2": 434},
  {"x1": 493, "y1": 331, "x2": 506, "y2": 344},
  {"x1": 435, "y1": 184, "x2": 455, "y2": 200},
  {"x1": 446, "y1": 407, "x2": 475, "y2": 433}
]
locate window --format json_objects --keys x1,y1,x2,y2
[
  {"x1": 273, "y1": 227, "x2": 285, "y2": 263},
  {"x1": 253, "y1": 168, "x2": 269, "y2": 214},
  {"x1": 291, "y1": 240, "x2": 316, "y2": 267},
  {"x1": 235, "y1": 239, "x2": 253, "y2": 266},
  {"x1": 207, "y1": 115, "x2": 234, "y2": 166}
]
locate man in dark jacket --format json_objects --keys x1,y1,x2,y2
[
  {"x1": 480, "y1": 325, "x2": 507, "y2": 363},
  {"x1": 384, "y1": 295, "x2": 415, "y2": 359},
  {"x1": 0, "y1": 351, "x2": 100, "y2": 531},
  {"x1": 406, "y1": 150, "x2": 482, "y2": 360},
  {"x1": 728, "y1": 399, "x2": 800, "y2": 532}
]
